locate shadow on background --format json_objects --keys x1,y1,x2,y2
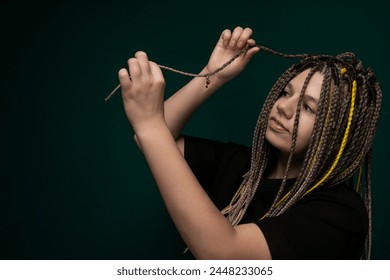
[{"x1": 1, "y1": 0, "x2": 389, "y2": 259}]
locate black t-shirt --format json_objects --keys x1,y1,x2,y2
[{"x1": 184, "y1": 135, "x2": 368, "y2": 259}]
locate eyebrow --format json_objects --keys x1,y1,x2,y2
[
  {"x1": 286, "y1": 83, "x2": 293, "y2": 91},
  {"x1": 305, "y1": 95, "x2": 320, "y2": 105},
  {"x1": 286, "y1": 82, "x2": 320, "y2": 104}
]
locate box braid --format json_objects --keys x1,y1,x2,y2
[{"x1": 106, "y1": 45, "x2": 382, "y2": 259}]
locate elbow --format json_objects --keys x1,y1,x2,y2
[
  {"x1": 192, "y1": 249, "x2": 227, "y2": 260},
  {"x1": 190, "y1": 234, "x2": 238, "y2": 260},
  {"x1": 195, "y1": 251, "x2": 232, "y2": 260},
  {"x1": 191, "y1": 225, "x2": 271, "y2": 260}
]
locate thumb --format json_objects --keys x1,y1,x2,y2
[
  {"x1": 243, "y1": 39, "x2": 260, "y2": 59},
  {"x1": 244, "y1": 45, "x2": 260, "y2": 60}
]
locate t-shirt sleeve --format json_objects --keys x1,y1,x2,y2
[
  {"x1": 183, "y1": 135, "x2": 251, "y2": 207},
  {"x1": 256, "y1": 187, "x2": 368, "y2": 260}
]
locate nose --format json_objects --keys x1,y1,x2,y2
[{"x1": 276, "y1": 97, "x2": 295, "y2": 119}]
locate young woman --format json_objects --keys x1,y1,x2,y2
[{"x1": 118, "y1": 27, "x2": 382, "y2": 259}]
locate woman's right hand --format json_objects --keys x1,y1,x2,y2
[{"x1": 205, "y1": 27, "x2": 260, "y2": 83}]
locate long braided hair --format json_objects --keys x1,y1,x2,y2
[{"x1": 221, "y1": 46, "x2": 382, "y2": 259}]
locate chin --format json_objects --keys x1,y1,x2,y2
[
  {"x1": 265, "y1": 129, "x2": 291, "y2": 153},
  {"x1": 265, "y1": 131, "x2": 308, "y2": 159}
]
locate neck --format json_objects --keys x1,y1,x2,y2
[{"x1": 266, "y1": 155, "x2": 301, "y2": 179}]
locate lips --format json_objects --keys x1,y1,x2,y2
[{"x1": 269, "y1": 117, "x2": 289, "y2": 133}]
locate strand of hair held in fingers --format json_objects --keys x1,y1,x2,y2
[{"x1": 104, "y1": 45, "x2": 310, "y2": 101}]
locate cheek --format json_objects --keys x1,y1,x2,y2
[
  {"x1": 271, "y1": 101, "x2": 279, "y2": 112},
  {"x1": 296, "y1": 117, "x2": 315, "y2": 150}
]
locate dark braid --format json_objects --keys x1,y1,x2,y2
[
  {"x1": 267, "y1": 67, "x2": 319, "y2": 216},
  {"x1": 275, "y1": 66, "x2": 333, "y2": 212},
  {"x1": 364, "y1": 149, "x2": 373, "y2": 260}
]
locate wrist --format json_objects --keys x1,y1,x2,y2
[
  {"x1": 132, "y1": 116, "x2": 168, "y2": 138},
  {"x1": 134, "y1": 118, "x2": 177, "y2": 153},
  {"x1": 200, "y1": 67, "x2": 228, "y2": 88}
]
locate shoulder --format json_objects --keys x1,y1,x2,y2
[
  {"x1": 299, "y1": 183, "x2": 368, "y2": 222},
  {"x1": 256, "y1": 183, "x2": 368, "y2": 259},
  {"x1": 183, "y1": 135, "x2": 251, "y2": 173},
  {"x1": 184, "y1": 135, "x2": 251, "y2": 158},
  {"x1": 295, "y1": 183, "x2": 369, "y2": 239}
]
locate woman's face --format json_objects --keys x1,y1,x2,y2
[{"x1": 265, "y1": 69, "x2": 324, "y2": 159}]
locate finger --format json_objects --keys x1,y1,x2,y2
[
  {"x1": 237, "y1": 27, "x2": 253, "y2": 48},
  {"x1": 247, "y1": 38, "x2": 256, "y2": 46},
  {"x1": 128, "y1": 57, "x2": 141, "y2": 80},
  {"x1": 118, "y1": 68, "x2": 131, "y2": 90},
  {"x1": 135, "y1": 51, "x2": 152, "y2": 76},
  {"x1": 220, "y1": 29, "x2": 231, "y2": 47},
  {"x1": 150, "y1": 62, "x2": 165, "y2": 86},
  {"x1": 229, "y1": 26, "x2": 243, "y2": 48}
]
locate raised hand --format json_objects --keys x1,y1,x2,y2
[
  {"x1": 119, "y1": 51, "x2": 166, "y2": 132},
  {"x1": 205, "y1": 27, "x2": 260, "y2": 83}
]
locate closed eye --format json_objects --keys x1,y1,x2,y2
[
  {"x1": 280, "y1": 90, "x2": 291, "y2": 97},
  {"x1": 303, "y1": 103, "x2": 316, "y2": 114}
]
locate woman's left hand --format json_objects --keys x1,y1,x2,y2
[{"x1": 119, "y1": 51, "x2": 166, "y2": 132}]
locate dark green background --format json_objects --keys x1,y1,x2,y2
[{"x1": 1, "y1": 0, "x2": 389, "y2": 259}]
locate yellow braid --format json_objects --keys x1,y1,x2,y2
[{"x1": 303, "y1": 79, "x2": 357, "y2": 196}]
